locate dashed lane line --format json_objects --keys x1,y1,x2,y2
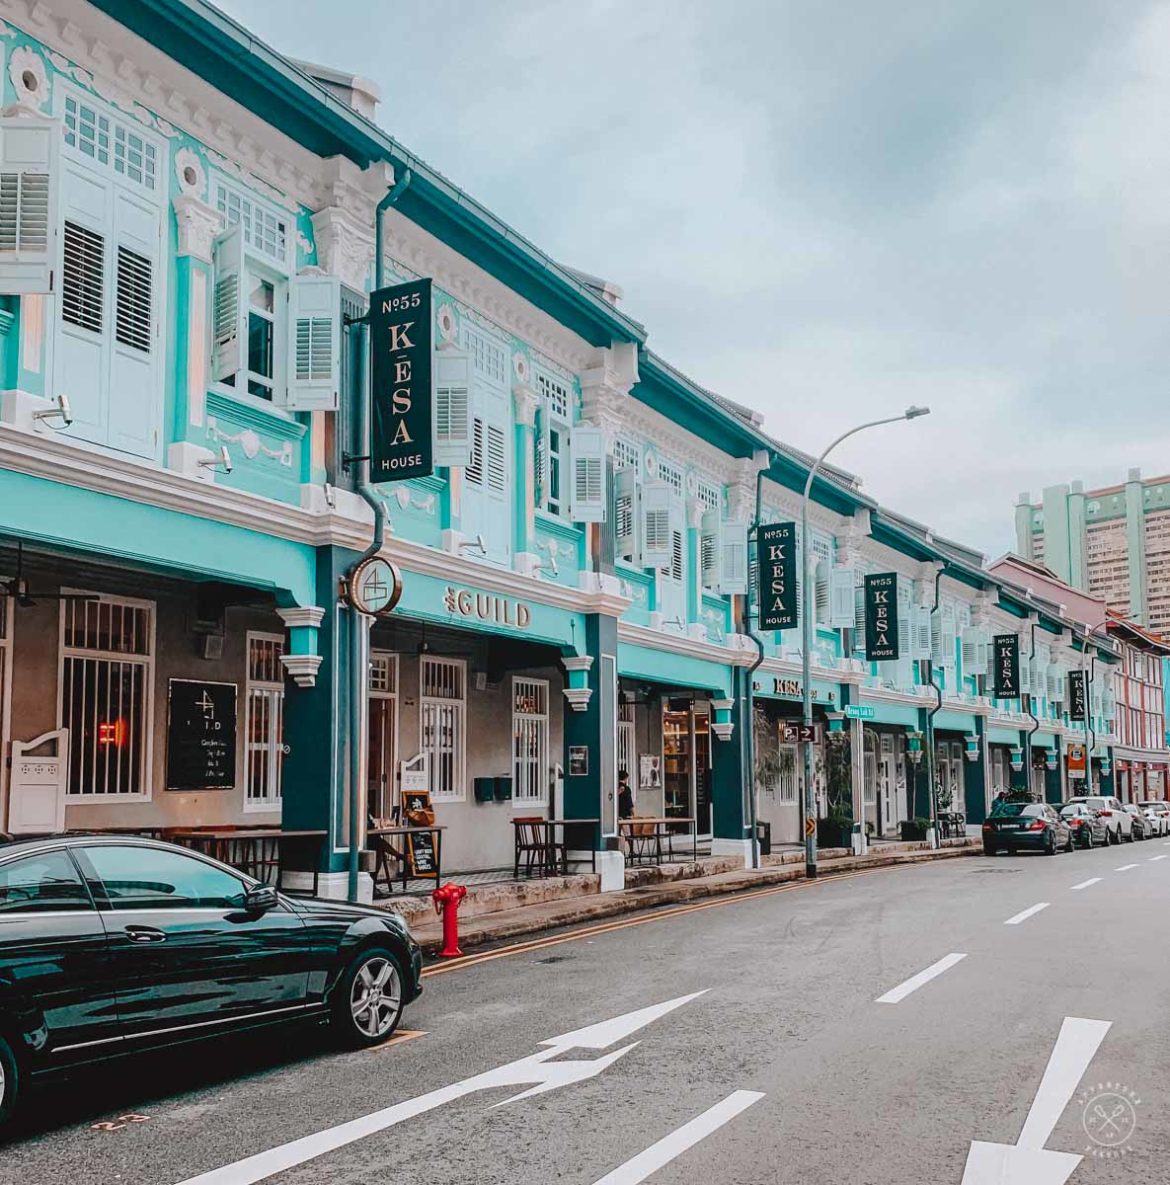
[
  {"x1": 875, "y1": 953, "x2": 967, "y2": 1004},
  {"x1": 1149, "y1": 854, "x2": 1169, "y2": 863},
  {"x1": 1070, "y1": 878, "x2": 1102, "y2": 891},
  {"x1": 1115, "y1": 864, "x2": 1139, "y2": 872},
  {"x1": 1004, "y1": 902, "x2": 1050, "y2": 926}
]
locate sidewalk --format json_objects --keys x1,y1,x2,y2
[{"x1": 395, "y1": 838, "x2": 980, "y2": 956}]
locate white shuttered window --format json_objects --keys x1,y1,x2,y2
[
  {"x1": 246, "y1": 633, "x2": 285, "y2": 809},
  {"x1": 512, "y1": 678, "x2": 549, "y2": 804},
  {"x1": 421, "y1": 657, "x2": 466, "y2": 801},
  {"x1": 0, "y1": 111, "x2": 58, "y2": 293}
]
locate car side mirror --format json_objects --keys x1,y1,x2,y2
[{"x1": 244, "y1": 885, "x2": 278, "y2": 914}]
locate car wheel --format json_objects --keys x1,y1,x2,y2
[
  {"x1": 1084, "y1": 830, "x2": 1093, "y2": 849},
  {"x1": 333, "y1": 946, "x2": 406, "y2": 1049},
  {"x1": 983, "y1": 841, "x2": 996, "y2": 856},
  {"x1": 1044, "y1": 832, "x2": 1056, "y2": 856},
  {"x1": 1125, "y1": 827, "x2": 1135, "y2": 843},
  {"x1": 1065, "y1": 833, "x2": 1075, "y2": 853},
  {"x1": 0, "y1": 1034, "x2": 19, "y2": 1134}
]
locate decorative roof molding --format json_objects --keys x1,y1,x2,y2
[
  {"x1": 381, "y1": 207, "x2": 595, "y2": 375},
  {"x1": 6, "y1": 1, "x2": 326, "y2": 209},
  {"x1": 173, "y1": 194, "x2": 222, "y2": 263}
]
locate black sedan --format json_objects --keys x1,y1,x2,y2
[
  {"x1": 982, "y1": 802, "x2": 1073, "y2": 855},
  {"x1": 1059, "y1": 803, "x2": 1110, "y2": 849},
  {"x1": 0, "y1": 835, "x2": 422, "y2": 1130}
]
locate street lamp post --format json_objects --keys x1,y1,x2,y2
[{"x1": 800, "y1": 406, "x2": 930, "y2": 878}]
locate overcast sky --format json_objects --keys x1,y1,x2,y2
[{"x1": 221, "y1": 0, "x2": 1170, "y2": 556}]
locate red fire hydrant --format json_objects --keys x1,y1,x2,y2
[{"x1": 432, "y1": 883, "x2": 467, "y2": 958}]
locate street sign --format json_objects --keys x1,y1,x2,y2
[
  {"x1": 845, "y1": 704, "x2": 875, "y2": 720},
  {"x1": 804, "y1": 816, "x2": 816, "y2": 838},
  {"x1": 370, "y1": 278, "x2": 433, "y2": 483},
  {"x1": 344, "y1": 556, "x2": 403, "y2": 617},
  {"x1": 782, "y1": 723, "x2": 819, "y2": 744}
]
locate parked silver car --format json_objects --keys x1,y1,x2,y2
[
  {"x1": 1063, "y1": 796, "x2": 1132, "y2": 844},
  {"x1": 1136, "y1": 800, "x2": 1170, "y2": 837}
]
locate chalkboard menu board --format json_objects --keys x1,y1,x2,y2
[
  {"x1": 406, "y1": 830, "x2": 438, "y2": 879},
  {"x1": 166, "y1": 679, "x2": 237, "y2": 791}
]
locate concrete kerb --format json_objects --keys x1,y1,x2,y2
[{"x1": 398, "y1": 839, "x2": 981, "y2": 956}]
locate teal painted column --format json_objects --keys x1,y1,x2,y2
[
  {"x1": 711, "y1": 671, "x2": 749, "y2": 852},
  {"x1": 1098, "y1": 748, "x2": 1115, "y2": 798},
  {"x1": 686, "y1": 501, "x2": 702, "y2": 627},
  {"x1": 914, "y1": 707, "x2": 932, "y2": 818},
  {"x1": 963, "y1": 719, "x2": 988, "y2": 824},
  {"x1": 1044, "y1": 740, "x2": 1063, "y2": 804},
  {"x1": 562, "y1": 614, "x2": 618, "y2": 860},
  {"x1": 281, "y1": 546, "x2": 351, "y2": 880},
  {"x1": 1009, "y1": 730, "x2": 1029, "y2": 793},
  {"x1": 172, "y1": 195, "x2": 219, "y2": 444},
  {"x1": 513, "y1": 384, "x2": 539, "y2": 569}
]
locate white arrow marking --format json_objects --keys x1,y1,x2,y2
[
  {"x1": 175, "y1": 992, "x2": 706, "y2": 1185},
  {"x1": 1005, "y1": 902, "x2": 1050, "y2": 925},
  {"x1": 590, "y1": 1091, "x2": 764, "y2": 1185},
  {"x1": 1115, "y1": 863, "x2": 1138, "y2": 872},
  {"x1": 1070, "y1": 878, "x2": 1101, "y2": 891},
  {"x1": 875, "y1": 953, "x2": 966, "y2": 1004},
  {"x1": 960, "y1": 1016, "x2": 1111, "y2": 1185}
]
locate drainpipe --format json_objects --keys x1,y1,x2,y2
[
  {"x1": 1087, "y1": 652, "x2": 1098, "y2": 792},
  {"x1": 925, "y1": 564, "x2": 943, "y2": 847},
  {"x1": 347, "y1": 169, "x2": 414, "y2": 903},
  {"x1": 742, "y1": 462, "x2": 769, "y2": 870},
  {"x1": 1023, "y1": 618, "x2": 1040, "y2": 800}
]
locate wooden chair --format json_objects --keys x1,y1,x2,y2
[
  {"x1": 368, "y1": 816, "x2": 403, "y2": 895},
  {"x1": 625, "y1": 816, "x2": 658, "y2": 865},
  {"x1": 514, "y1": 817, "x2": 552, "y2": 878}
]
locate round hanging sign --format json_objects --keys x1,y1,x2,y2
[{"x1": 346, "y1": 556, "x2": 403, "y2": 617}]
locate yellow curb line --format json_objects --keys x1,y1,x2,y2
[{"x1": 421, "y1": 866, "x2": 882, "y2": 978}]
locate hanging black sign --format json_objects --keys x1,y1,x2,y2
[
  {"x1": 758, "y1": 522, "x2": 797, "y2": 630},
  {"x1": 864, "y1": 573, "x2": 899, "y2": 661},
  {"x1": 1068, "y1": 670, "x2": 1087, "y2": 721},
  {"x1": 993, "y1": 634, "x2": 1021, "y2": 699},
  {"x1": 370, "y1": 277, "x2": 433, "y2": 483},
  {"x1": 166, "y1": 679, "x2": 237, "y2": 791}
]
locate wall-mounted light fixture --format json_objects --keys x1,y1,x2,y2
[
  {"x1": 33, "y1": 393, "x2": 72, "y2": 430},
  {"x1": 198, "y1": 445, "x2": 233, "y2": 475},
  {"x1": 458, "y1": 533, "x2": 487, "y2": 555}
]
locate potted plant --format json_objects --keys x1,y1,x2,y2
[
  {"x1": 817, "y1": 730, "x2": 854, "y2": 848},
  {"x1": 900, "y1": 817, "x2": 932, "y2": 842}
]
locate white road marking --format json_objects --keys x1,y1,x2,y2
[
  {"x1": 1070, "y1": 878, "x2": 1101, "y2": 891},
  {"x1": 1115, "y1": 864, "x2": 1138, "y2": 872},
  {"x1": 1004, "y1": 902, "x2": 1050, "y2": 925},
  {"x1": 1149, "y1": 854, "x2": 1169, "y2": 862},
  {"x1": 590, "y1": 1091, "x2": 764, "y2": 1185},
  {"x1": 875, "y1": 953, "x2": 967, "y2": 1004},
  {"x1": 173, "y1": 993, "x2": 707, "y2": 1185},
  {"x1": 961, "y1": 1016, "x2": 1111, "y2": 1185}
]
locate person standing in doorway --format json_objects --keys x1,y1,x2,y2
[{"x1": 618, "y1": 768, "x2": 635, "y2": 819}]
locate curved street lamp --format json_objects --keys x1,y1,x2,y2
[{"x1": 800, "y1": 405, "x2": 930, "y2": 878}]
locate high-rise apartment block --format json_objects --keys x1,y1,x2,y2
[{"x1": 1015, "y1": 469, "x2": 1170, "y2": 634}]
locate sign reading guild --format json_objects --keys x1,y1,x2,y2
[
  {"x1": 444, "y1": 586, "x2": 531, "y2": 628},
  {"x1": 863, "y1": 573, "x2": 899, "y2": 661},
  {"x1": 758, "y1": 522, "x2": 797, "y2": 630},
  {"x1": 370, "y1": 278, "x2": 433, "y2": 483},
  {"x1": 346, "y1": 556, "x2": 403, "y2": 617},
  {"x1": 1068, "y1": 670, "x2": 1087, "y2": 721},
  {"x1": 993, "y1": 634, "x2": 1021, "y2": 698}
]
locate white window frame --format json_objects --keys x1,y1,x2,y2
[
  {"x1": 214, "y1": 178, "x2": 289, "y2": 268},
  {"x1": 58, "y1": 591, "x2": 156, "y2": 803},
  {"x1": 368, "y1": 652, "x2": 399, "y2": 820},
  {"x1": 420, "y1": 655, "x2": 466, "y2": 802},
  {"x1": 535, "y1": 366, "x2": 571, "y2": 519},
  {"x1": 245, "y1": 631, "x2": 285, "y2": 812},
  {"x1": 512, "y1": 676, "x2": 550, "y2": 806}
]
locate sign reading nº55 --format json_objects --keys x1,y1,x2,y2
[{"x1": 371, "y1": 278, "x2": 433, "y2": 483}]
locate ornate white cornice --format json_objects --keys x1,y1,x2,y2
[
  {"x1": 617, "y1": 620, "x2": 756, "y2": 671},
  {"x1": 280, "y1": 653, "x2": 323, "y2": 688},
  {"x1": 310, "y1": 158, "x2": 392, "y2": 290},
  {"x1": 381, "y1": 207, "x2": 595, "y2": 375},
  {"x1": 513, "y1": 382, "x2": 540, "y2": 428},
  {"x1": 759, "y1": 474, "x2": 847, "y2": 536},
  {"x1": 6, "y1": 0, "x2": 326, "y2": 209},
  {"x1": 579, "y1": 343, "x2": 637, "y2": 444},
  {"x1": 173, "y1": 194, "x2": 222, "y2": 263},
  {"x1": 618, "y1": 398, "x2": 747, "y2": 493},
  {"x1": 276, "y1": 606, "x2": 326, "y2": 630}
]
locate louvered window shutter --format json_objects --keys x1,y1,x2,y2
[
  {"x1": 830, "y1": 567, "x2": 855, "y2": 628},
  {"x1": 719, "y1": 521, "x2": 748, "y2": 595},
  {"x1": 114, "y1": 244, "x2": 152, "y2": 353},
  {"x1": 533, "y1": 405, "x2": 547, "y2": 504},
  {"x1": 62, "y1": 219, "x2": 104, "y2": 334},
  {"x1": 961, "y1": 627, "x2": 989, "y2": 676},
  {"x1": 930, "y1": 612, "x2": 945, "y2": 664},
  {"x1": 700, "y1": 509, "x2": 721, "y2": 588},
  {"x1": 853, "y1": 578, "x2": 866, "y2": 635},
  {"x1": 814, "y1": 560, "x2": 830, "y2": 623},
  {"x1": 433, "y1": 347, "x2": 471, "y2": 465},
  {"x1": 1049, "y1": 665, "x2": 1064, "y2": 703},
  {"x1": 670, "y1": 521, "x2": 685, "y2": 583},
  {"x1": 0, "y1": 113, "x2": 58, "y2": 294},
  {"x1": 939, "y1": 607, "x2": 956, "y2": 668},
  {"x1": 569, "y1": 426, "x2": 606, "y2": 523},
  {"x1": 640, "y1": 482, "x2": 673, "y2": 569},
  {"x1": 896, "y1": 587, "x2": 912, "y2": 659},
  {"x1": 211, "y1": 224, "x2": 246, "y2": 382},
  {"x1": 912, "y1": 605, "x2": 932, "y2": 659},
  {"x1": 283, "y1": 271, "x2": 340, "y2": 410},
  {"x1": 614, "y1": 467, "x2": 639, "y2": 561},
  {"x1": 1018, "y1": 643, "x2": 1032, "y2": 694},
  {"x1": 465, "y1": 415, "x2": 485, "y2": 486}
]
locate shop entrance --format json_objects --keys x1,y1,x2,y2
[
  {"x1": 879, "y1": 733, "x2": 899, "y2": 835},
  {"x1": 367, "y1": 652, "x2": 398, "y2": 821},
  {"x1": 662, "y1": 698, "x2": 712, "y2": 836}
]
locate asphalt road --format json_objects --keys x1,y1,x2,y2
[{"x1": 4, "y1": 837, "x2": 1169, "y2": 1185}]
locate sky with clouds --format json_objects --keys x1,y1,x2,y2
[{"x1": 222, "y1": 0, "x2": 1170, "y2": 557}]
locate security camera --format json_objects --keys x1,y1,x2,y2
[{"x1": 33, "y1": 393, "x2": 72, "y2": 429}]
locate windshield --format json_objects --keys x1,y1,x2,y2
[
  {"x1": 1059, "y1": 806, "x2": 1084, "y2": 817},
  {"x1": 990, "y1": 803, "x2": 1043, "y2": 818}
]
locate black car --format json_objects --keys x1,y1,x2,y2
[
  {"x1": 1058, "y1": 803, "x2": 1110, "y2": 849},
  {"x1": 0, "y1": 835, "x2": 422, "y2": 1129},
  {"x1": 982, "y1": 801, "x2": 1073, "y2": 855}
]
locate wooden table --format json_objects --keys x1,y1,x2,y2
[
  {"x1": 169, "y1": 829, "x2": 327, "y2": 896},
  {"x1": 367, "y1": 825, "x2": 446, "y2": 895},
  {"x1": 617, "y1": 816, "x2": 698, "y2": 865},
  {"x1": 511, "y1": 818, "x2": 600, "y2": 878}
]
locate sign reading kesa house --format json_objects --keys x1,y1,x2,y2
[{"x1": 371, "y1": 278, "x2": 433, "y2": 483}]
